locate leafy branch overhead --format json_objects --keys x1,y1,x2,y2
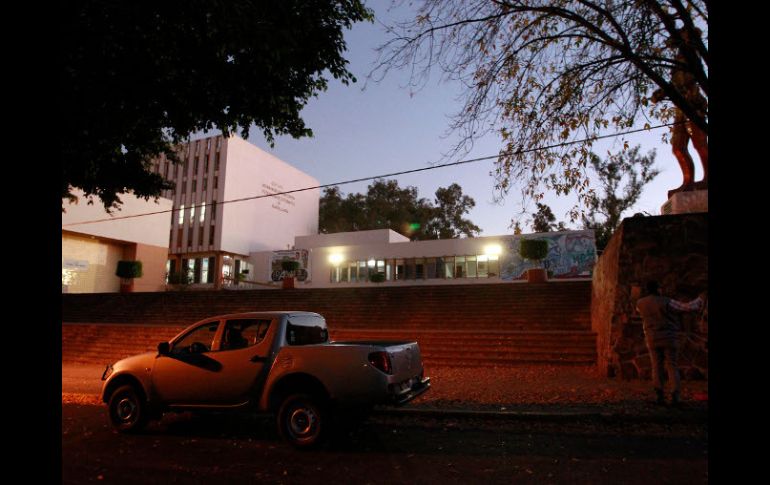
[
  {"x1": 62, "y1": 1, "x2": 373, "y2": 211},
  {"x1": 373, "y1": 1, "x2": 707, "y2": 216}
]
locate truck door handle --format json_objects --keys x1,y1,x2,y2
[{"x1": 250, "y1": 355, "x2": 267, "y2": 363}]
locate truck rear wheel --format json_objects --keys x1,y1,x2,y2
[{"x1": 277, "y1": 393, "x2": 328, "y2": 449}]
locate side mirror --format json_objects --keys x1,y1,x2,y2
[{"x1": 157, "y1": 342, "x2": 170, "y2": 355}]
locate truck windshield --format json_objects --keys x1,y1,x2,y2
[{"x1": 286, "y1": 315, "x2": 328, "y2": 346}]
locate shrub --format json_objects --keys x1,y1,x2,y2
[
  {"x1": 519, "y1": 239, "x2": 548, "y2": 266},
  {"x1": 281, "y1": 260, "x2": 301, "y2": 273},
  {"x1": 116, "y1": 260, "x2": 143, "y2": 279},
  {"x1": 369, "y1": 272, "x2": 386, "y2": 283}
]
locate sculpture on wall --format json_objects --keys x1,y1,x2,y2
[{"x1": 651, "y1": 28, "x2": 708, "y2": 197}]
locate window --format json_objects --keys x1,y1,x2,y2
[
  {"x1": 192, "y1": 179, "x2": 197, "y2": 192},
  {"x1": 187, "y1": 229, "x2": 193, "y2": 248},
  {"x1": 415, "y1": 258, "x2": 425, "y2": 279},
  {"x1": 467, "y1": 255, "x2": 478, "y2": 278},
  {"x1": 395, "y1": 259, "x2": 405, "y2": 280},
  {"x1": 198, "y1": 227, "x2": 204, "y2": 246},
  {"x1": 203, "y1": 178, "x2": 207, "y2": 190},
  {"x1": 211, "y1": 200, "x2": 217, "y2": 219},
  {"x1": 200, "y1": 202, "x2": 206, "y2": 223},
  {"x1": 201, "y1": 257, "x2": 209, "y2": 284},
  {"x1": 348, "y1": 262, "x2": 358, "y2": 282},
  {"x1": 172, "y1": 321, "x2": 219, "y2": 355},
  {"x1": 204, "y1": 157, "x2": 209, "y2": 172},
  {"x1": 209, "y1": 226, "x2": 215, "y2": 245},
  {"x1": 443, "y1": 257, "x2": 454, "y2": 279},
  {"x1": 190, "y1": 205, "x2": 195, "y2": 224},
  {"x1": 215, "y1": 152, "x2": 220, "y2": 170},
  {"x1": 477, "y1": 255, "x2": 489, "y2": 278},
  {"x1": 221, "y1": 319, "x2": 271, "y2": 351},
  {"x1": 178, "y1": 205, "x2": 185, "y2": 225},
  {"x1": 214, "y1": 176, "x2": 218, "y2": 189},
  {"x1": 426, "y1": 258, "x2": 437, "y2": 279},
  {"x1": 286, "y1": 315, "x2": 328, "y2": 346},
  {"x1": 455, "y1": 256, "x2": 466, "y2": 278},
  {"x1": 207, "y1": 257, "x2": 215, "y2": 283}
]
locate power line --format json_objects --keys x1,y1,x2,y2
[{"x1": 62, "y1": 121, "x2": 680, "y2": 227}]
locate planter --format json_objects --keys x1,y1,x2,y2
[
  {"x1": 282, "y1": 277, "x2": 295, "y2": 289},
  {"x1": 526, "y1": 268, "x2": 547, "y2": 283}
]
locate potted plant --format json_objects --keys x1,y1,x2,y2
[
  {"x1": 280, "y1": 260, "x2": 300, "y2": 289},
  {"x1": 369, "y1": 272, "x2": 386, "y2": 283},
  {"x1": 519, "y1": 239, "x2": 549, "y2": 283},
  {"x1": 116, "y1": 260, "x2": 143, "y2": 293}
]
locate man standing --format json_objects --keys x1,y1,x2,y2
[{"x1": 635, "y1": 281, "x2": 705, "y2": 406}]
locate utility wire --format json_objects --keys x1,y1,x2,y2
[{"x1": 63, "y1": 121, "x2": 680, "y2": 227}]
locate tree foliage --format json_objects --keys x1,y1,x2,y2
[
  {"x1": 582, "y1": 145, "x2": 659, "y2": 250},
  {"x1": 63, "y1": 0, "x2": 372, "y2": 211},
  {"x1": 373, "y1": 0, "x2": 707, "y2": 217},
  {"x1": 319, "y1": 180, "x2": 481, "y2": 240}
]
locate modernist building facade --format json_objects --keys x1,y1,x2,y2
[
  {"x1": 248, "y1": 228, "x2": 597, "y2": 289},
  {"x1": 151, "y1": 134, "x2": 319, "y2": 288},
  {"x1": 62, "y1": 189, "x2": 173, "y2": 293}
]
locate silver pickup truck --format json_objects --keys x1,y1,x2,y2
[{"x1": 101, "y1": 311, "x2": 430, "y2": 448}]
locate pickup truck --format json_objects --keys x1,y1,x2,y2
[{"x1": 101, "y1": 311, "x2": 430, "y2": 448}]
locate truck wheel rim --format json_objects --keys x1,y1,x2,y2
[
  {"x1": 289, "y1": 407, "x2": 317, "y2": 438},
  {"x1": 116, "y1": 397, "x2": 136, "y2": 422}
]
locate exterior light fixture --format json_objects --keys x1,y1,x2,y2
[
  {"x1": 367, "y1": 259, "x2": 376, "y2": 267},
  {"x1": 484, "y1": 244, "x2": 502, "y2": 261},
  {"x1": 329, "y1": 253, "x2": 344, "y2": 266}
]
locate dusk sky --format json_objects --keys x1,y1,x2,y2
[{"x1": 205, "y1": 0, "x2": 703, "y2": 237}]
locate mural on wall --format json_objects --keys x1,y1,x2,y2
[
  {"x1": 500, "y1": 230, "x2": 597, "y2": 280},
  {"x1": 270, "y1": 249, "x2": 310, "y2": 282}
]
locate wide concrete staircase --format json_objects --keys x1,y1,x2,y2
[{"x1": 62, "y1": 281, "x2": 596, "y2": 368}]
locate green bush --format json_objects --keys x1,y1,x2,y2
[
  {"x1": 369, "y1": 272, "x2": 386, "y2": 283},
  {"x1": 519, "y1": 239, "x2": 548, "y2": 264},
  {"x1": 116, "y1": 260, "x2": 143, "y2": 279},
  {"x1": 281, "y1": 260, "x2": 301, "y2": 272}
]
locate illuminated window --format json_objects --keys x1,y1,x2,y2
[
  {"x1": 444, "y1": 257, "x2": 454, "y2": 279},
  {"x1": 178, "y1": 205, "x2": 185, "y2": 225},
  {"x1": 200, "y1": 202, "x2": 206, "y2": 223},
  {"x1": 477, "y1": 255, "x2": 489, "y2": 278},
  {"x1": 190, "y1": 205, "x2": 195, "y2": 224},
  {"x1": 467, "y1": 255, "x2": 477, "y2": 278},
  {"x1": 395, "y1": 259, "x2": 405, "y2": 280},
  {"x1": 454, "y1": 256, "x2": 466, "y2": 278}
]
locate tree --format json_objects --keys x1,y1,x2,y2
[
  {"x1": 319, "y1": 179, "x2": 480, "y2": 240},
  {"x1": 582, "y1": 145, "x2": 660, "y2": 250},
  {"x1": 63, "y1": 1, "x2": 372, "y2": 211},
  {"x1": 531, "y1": 202, "x2": 557, "y2": 232},
  {"x1": 424, "y1": 183, "x2": 482, "y2": 239},
  {"x1": 373, "y1": 1, "x2": 707, "y2": 217}
]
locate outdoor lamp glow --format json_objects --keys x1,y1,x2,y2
[
  {"x1": 329, "y1": 253, "x2": 344, "y2": 266},
  {"x1": 484, "y1": 244, "x2": 502, "y2": 258}
]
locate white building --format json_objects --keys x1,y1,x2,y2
[
  {"x1": 62, "y1": 189, "x2": 173, "y2": 293},
  {"x1": 249, "y1": 228, "x2": 597, "y2": 288},
  {"x1": 152, "y1": 134, "x2": 319, "y2": 287}
]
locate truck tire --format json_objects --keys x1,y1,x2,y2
[
  {"x1": 277, "y1": 393, "x2": 328, "y2": 449},
  {"x1": 107, "y1": 384, "x2": 149, "y2": 433}
]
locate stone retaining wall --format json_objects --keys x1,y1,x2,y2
[{"x1": 591, "y1": 213, "x2": 708, "y2": 380}]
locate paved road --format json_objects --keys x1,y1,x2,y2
[{"x1": 63, "y1": 403, "x2": 707, "y2": 485}]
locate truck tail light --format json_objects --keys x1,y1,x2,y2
[{"x1": 368, "y1": 351, "x2": 392, "y2": 375}]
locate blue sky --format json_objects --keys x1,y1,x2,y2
[{"x1": 223, "y1": 1, "x2": 703, "y2": 236}]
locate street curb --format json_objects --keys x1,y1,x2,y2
[
  {"x1": 63, "y1": 392, "x2": 707, "y2": 424},
  {"x1": 372, "y1": 407, "x2": 708, "y2": 424}
]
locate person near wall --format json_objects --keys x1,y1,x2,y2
[{"x1": 635, "y1": 281, "x2": 705, "y2": 406}]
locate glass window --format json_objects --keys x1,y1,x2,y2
[
  {"x1": 339, "y1": 265, "x2": 348, "y2": 282},
  {"x1": 385, "y1": 260, "x2": 392, "y2": 281},
  {"x1": 395, "y1": 259, "x2": 405, "y2": 280},
  {"x1": 477, "y1": 255, "x2": 489, "y2": 278},
  {"x1": 443, "y1": 257, "x2": 454, "y2": 279},
  {"x1": 201, "y1": 257, "x2": 209, "y2": 283},
  {"x1": 455, "y1": 256, "x2": 466, "y2": 278},
  {"x1": 192, "y1": 179, "x2": 197, "y2": 192},
  {"x1": 415, "y1": 258, "x2": 425, "y2": 279},
  {"x1": 190, "y1": 205, "x2": 195, "y2": 224},
  {"x1": 215, "y1": 152, "x2": 220, "y2": 170},
  {"x1": 349, "y1": 262, "x2": 358, "y2": 282},
  {"x1": 467, "y1": 255, "x2": 478, "y2": 278},
  {"x1": 359, "y1": 261, "x2": 367, "y2": 282},
  {"x1": 200, "y1": 202, "x2": 206, "y2": 223},
  {"x1": 488, "y1": 257, "x2": 499, "y2": 277},
  {"x1": 209, "y1": 226, "x2": 215, "y2": 245},
  {"x1": 178, "y1": 204, "x2": 185, "y2": 225},
  {"x1": 405, "y1": 259, "x2": 414, "y2": 279},
  {"x1": 221, "y1": 319, "x2": 271, "y2": 351},
  {"x1": 286, "y1": 315, "x2": 328, "y2": 346},
  {"x1": 172, "y1": 321, "x2": 219, "y2": 355}
]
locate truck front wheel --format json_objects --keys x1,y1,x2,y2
[{"x1": 277, "y1": 393, "x2": 328, "y2": 449}]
